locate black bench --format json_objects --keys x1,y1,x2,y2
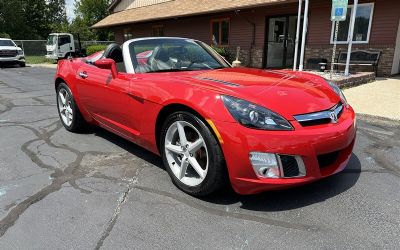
[{"x1": 332, "y1": 50, "x2": 381, "y2": 76}]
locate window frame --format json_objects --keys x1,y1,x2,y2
[
  {"x1": 330, "y1": 2, "x2": 374, "y2": 44},
  {"x1": 210, "y1": 18, "x2": 230, "y2": 47}
]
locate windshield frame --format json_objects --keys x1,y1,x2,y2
[{"x1": 123, "y1": 37, "x2": 231, "y2": 74}]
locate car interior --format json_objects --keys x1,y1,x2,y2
[{"x1": 101, "y1": 43, "x2": 126, "y2": 73}]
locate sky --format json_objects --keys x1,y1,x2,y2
[{"x1": 65, "y1": 0, "x2": 76, "y2": 21}]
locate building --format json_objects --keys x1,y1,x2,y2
[{"x1": 93, "y1": 0, "x2": 400, "y2": 76}]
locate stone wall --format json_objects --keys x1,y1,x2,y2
[
  {"x1": 226, "y1": 47, "x2": 264, "y2": 68},
  {"x1": 305, "y1": 44, "x2": 396, "y2": 76}
]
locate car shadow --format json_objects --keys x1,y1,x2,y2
[
  {"x1": 92, "y1": 126, "x2": 164, "y2": 167},
  {"x1": 0, "y1": 64, "x2": 27, "y2": 69},
  {"x1": 92, "y1": 126, "x2": 361, "y2": 211}
]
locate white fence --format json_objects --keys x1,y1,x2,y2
[{"x1": 13, "y1": 40, "x2": 114, "y2": 56}]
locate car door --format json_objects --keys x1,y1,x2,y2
[
  {"x1": 75, "y1": 62, "x2": 138, "y2": 139},
  {"x1": 57, "y1": 35, "x2": 72, "y2": 58}
]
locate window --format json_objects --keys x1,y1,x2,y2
[
  {"x1": 58, "y1": 35, "x2": 71, "y2": 46},
  {"x1": 124, "y1": 29, "x2": 133, "y2": 41},
  {"x1": 152, "y1": 25, "x2": 164, "y2": 37},
  {"x1": 211, "y1": 18, "x2": 230, "y2": 46},
  {"x1": 331, "y1": 3, "x2": 374, "y2": 44}
]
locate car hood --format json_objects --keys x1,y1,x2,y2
[
  {"x1": 188, "y1": 68, "x2": 340, "y2": 120},
  {"x1": 0, "y1": 46, "x2": 20, "y2": 51}
]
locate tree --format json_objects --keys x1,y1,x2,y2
[
  {"x1": 0, "y1": 0, "x2": 67, "y2": 39},
  {"x1": 73, "y1": 0, "x2": 113, "y2": 40}
]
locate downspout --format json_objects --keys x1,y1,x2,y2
[{"x1": 235, "y1": 10, "x2": 256, "y2": 66}]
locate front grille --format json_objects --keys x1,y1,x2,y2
[
  {"x1": 294, "y1": 102, "x2": 344, "y2": 127},
  {"x1": 0, "y1": 50, "x2": 17, "y2": 57},
  {"x1": 280, "y1": 155, "x2": 300, "y2": 177},
  {"x1": 317, "y1": 151, "x2": 340, "y2": 168}
]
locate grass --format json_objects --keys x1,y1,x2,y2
[{"x1": 25, "y1": 56, "x2": 56, "y2": 65}]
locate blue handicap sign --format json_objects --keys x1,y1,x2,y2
[{"x1": 335, "y1": 8, "x2": 344, "y2": 16}]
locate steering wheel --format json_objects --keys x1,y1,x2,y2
[{"x1": 187, "y1": 59, "x2": 204, "y2": 69}]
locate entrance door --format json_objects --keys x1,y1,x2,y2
[{"x1": 265, "y1": 15, "x2": 301, "y2": 68}]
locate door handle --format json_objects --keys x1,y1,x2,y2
[{"x1": 79, "y1": 72, "x2": 88, "y2": 79}]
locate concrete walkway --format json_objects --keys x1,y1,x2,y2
[{"x1": 344, "y1": 76, "x2": 400, "y2": 120}]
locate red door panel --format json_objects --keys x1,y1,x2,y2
[{"x1": 75, "y1": 63, "x2": 137, "y2": 139}]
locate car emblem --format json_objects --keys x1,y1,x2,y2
[{"x1": 330, "y1": 111, "x2": 338, "y2": 123}]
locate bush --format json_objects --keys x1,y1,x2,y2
[
  {"x1": 86, "y1": 44, "x2": 107, "y2": 55},
  {"x1": 211, "y1": 46, "x2": 232, "y2": 61}
]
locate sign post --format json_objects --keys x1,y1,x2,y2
[{"x1": 330, "y1": 0, "x2": 348, "y2": 79}]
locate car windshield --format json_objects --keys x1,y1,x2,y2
[
  {"x1": 129, "y1": 38, "x2": 229, "y2": 73},
  {"x1": 0, "y1": 40, "x2": 15, "y2": 47},
  {"x1": 47, "y1": 35, "x2": 57, "y2": 45}
]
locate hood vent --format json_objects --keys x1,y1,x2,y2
[{"x1": 195, "y1": 77, "x2": 240, "y2": 87}]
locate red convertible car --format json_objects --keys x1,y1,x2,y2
[{"x1": 55, "y1": 37, "x2": 356, "y2": 195}]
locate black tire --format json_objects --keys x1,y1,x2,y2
[
  {"x1": 160, "y1": 111, "x2": 227, "y2": 196},
  {"x1": 19, "y1": 62, "x2": 26, "y2": 67},
  {"x1": 56, "y1": 82, "x2": 86, "y2": 132}
]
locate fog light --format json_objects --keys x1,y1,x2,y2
[{"x1": 249, "y1": 152, "x2": 281, "y2": 178}]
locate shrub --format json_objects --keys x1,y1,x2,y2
[
  {"x1": 86, "y1": 44, "x2": 108, "y2": 55},
  {"x1": 211, "y1": 46, "x2": 232, "y2": 62}
]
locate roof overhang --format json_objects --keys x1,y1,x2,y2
[{"x1": 93, "y1": 0, "x2": 296, "y2": 29}]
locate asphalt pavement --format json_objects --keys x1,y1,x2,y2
[{"x1": 0, "y1": 66, "x2": 399, "y2": 249}]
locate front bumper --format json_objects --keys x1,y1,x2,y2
[
  {"x1": 214, "y1": 105, "x2": 356, "y2": 195},
  {"x1": 0, "y1": 55, "x2": 25, "y2": 63}
]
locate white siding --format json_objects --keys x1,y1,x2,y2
[{"x1": 113, "y1": 0, "x2": 173, "y2": 12}]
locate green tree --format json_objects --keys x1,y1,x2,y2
[
  {"x1": 0, "y1": 0, "x2": 67, "y2": 39},
  {"x1": 73, "y1": 0, "x2": 113, "y2": 40}
]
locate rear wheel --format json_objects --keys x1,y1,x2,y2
[
  {"x1": 56, "y1": 82, "x2": 86, "y2": 132},
  {"x1": 160, "y1": 111, "x2": 227, "y2": 196}
]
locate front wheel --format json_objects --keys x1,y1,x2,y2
[
  {"x1": 160, "y1": 112, "x2": 227, "y2": 196},
  {"x1": 56, "y1": 82, "x2": 86, "y2": 132}
]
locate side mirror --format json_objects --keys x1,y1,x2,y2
[{"x1": 95, "y1": 58, "x2": 118, "y2": 79}]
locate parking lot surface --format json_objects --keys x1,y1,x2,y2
[{"x1": 0, "y1": 66, "x2": 399, "y2": 249}]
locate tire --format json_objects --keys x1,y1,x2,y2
[
  {"x1": 160, "y1": 111, "x2": 227, "y2": 196},
  {"x1": 19, "y1": 62, "x2": 26, "y2": 67},
  {"x1": 56, "y1": 82, "x2": 86, "y2": 132}
]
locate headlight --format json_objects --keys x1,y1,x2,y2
[
  {"x1": 328, "y1": 81, "x2": 348, "y2": 106},
  {"x1": 221, "y1": 95, "x2": 293, "y2": 131},
  {"x1": 17, "y1": 50, "x2": 24, "y2": 55}
]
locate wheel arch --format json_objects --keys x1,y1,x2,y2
[
  {"x1": 154, "y1": 103, "x2": 224, "y2": 154},
  {"x1": 55, "y1": 76, "x2": 66, "y2": 91}
]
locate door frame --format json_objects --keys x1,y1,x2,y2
[{"x1": 263, "y1": 14, "x2": 300, "y2": 69}]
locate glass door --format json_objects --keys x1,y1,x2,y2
[{"x1": 266, "y1": 15, "x2": 301, "y2": 68}]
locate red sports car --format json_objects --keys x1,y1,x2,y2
[{"x1": 55, "y1": 37, "x2": 356, "y2": 196}]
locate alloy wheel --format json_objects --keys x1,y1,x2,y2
[
  {"x1": 58, "y1": 88, "x2": 73, "y2": 126},
  {"x1": 164, "y1": 121, "x2": 209, "y2": 186}
]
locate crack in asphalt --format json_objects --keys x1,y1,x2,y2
[
  {"x1": 357, "y1": 126, "x2": 400, "y2": 177},
  {"x1": 94, "y1": 176, "x2": 138, "y2": 250}
]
